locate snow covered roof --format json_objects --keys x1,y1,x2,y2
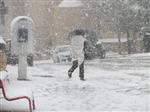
[
  {"x1": 96, "y1": 41, "x2": 102, "y2": 44},
  {"x1": 141, "y1": 27, "x2": 150, "y2": 33},
  {"x1": 0, "y1": 37, "x2": 6, "y2": 44},
  {"x1": 59, "y1": 0, "x2": 83, "y2": 8},
  {"x1": 98, "y1": 38, "x2": 127, "y2": 43},
  {"x1": 145, "y1": 32, "x2": 150, "y2": 35}
]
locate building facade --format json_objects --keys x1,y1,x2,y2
[{"x1": 3, "y1": 0, "x2": 142, "y2": 55}]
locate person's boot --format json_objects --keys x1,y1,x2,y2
[{"x1": 68, "y1": 71, "x2": 72, "y2": 78}]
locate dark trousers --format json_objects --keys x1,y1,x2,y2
[{"x1": 68, "y1": 60, "x2": 84, "y2": 78}]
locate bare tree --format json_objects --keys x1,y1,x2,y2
[{"x1": 81, "y1": 0, "x2": 150, "y2": 54}]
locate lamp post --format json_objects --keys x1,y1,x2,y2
[{"x1": 0, "y1": 0, "x2": 7, "y2": 36}]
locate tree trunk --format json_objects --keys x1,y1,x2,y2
[
  {"x1": 127, "y1": 30, "x2": 131, "y2": 54},
  {"x1": 118, "y1": 31, "x2": 122, "y2": 54},
  {"x1": 132, "y1": 31, "x2": 138, "y2": 53},
  {"x1": 0, "y1": 1, "x2": 7, "y2": 36}
]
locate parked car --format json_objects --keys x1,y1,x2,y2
[
  {"x1": 5, "y1": 39, "x2": 33, "y2": 66},
  {"x1": 6, "y1": 53, "x2": 18, "y2": 65},
  {"x1": 52, "y1": 45, "x2": 72, "y2": 63},
  {"x1": 69, "y1": 29, "x2": 106, "y2": 60},
  {"x1": 6, "y1": 52, "x2": 33, "y2": 66},
  {"x1": 95, "y1": 41, "x2": 106, "y2": 59},
  {"x1": 84, "y1": 40, "x2": 106, "y2": 59},
  {"x1": 140, "y1": 27, "x2": 150, "y2": 52}
]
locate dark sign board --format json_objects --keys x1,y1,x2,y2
[{"x1": 17, "y1": 28, "x2": 28, "y2": 43}]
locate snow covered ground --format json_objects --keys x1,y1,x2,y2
[{"x1": 0, "y1": 53, "x2": 150, "y2": 112}]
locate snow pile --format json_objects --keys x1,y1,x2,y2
[
  {"x1": 98, "y1": 38, "x2": 127, "y2": 43},
  {"x1": 1, "y1": 99, "x2": 30, "y2": 112},
  {"x1": 59, "y1": 0, "x2": 83, "y2": 8},
  {"x1": 130, "y1": 53, "x2": 150, "y2": 57},
  {"x1": 0, "y1": 37, "x2": 6, "y2": 44},
  {"x1": 0, "y1": 53, "x2": 149, "y2": 111},
  {"x1": 0, "y1": 71, "x2": 8, "y2": 80}
]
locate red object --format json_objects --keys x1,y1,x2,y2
[{"x1": 0, "y1": 75, "x2": 35, "y2": 112}]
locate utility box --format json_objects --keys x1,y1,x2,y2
[
  {"x1": 11, "y1": 16, "x2": 34, "y2": 80},
  {"x1": 11, "y1": 16, "x2": 34, "y2": 55}
]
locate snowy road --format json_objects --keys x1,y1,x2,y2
[
  {"x1": 32, "y1": 53, "x2": 149, "y2": 111},
  {"x1": 1, "y1": 53, "x2": 150, "y2": 112}
]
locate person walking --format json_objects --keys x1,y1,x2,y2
[{"x1": 68, "y1": 30, "x2": 86, "y2": 81}]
